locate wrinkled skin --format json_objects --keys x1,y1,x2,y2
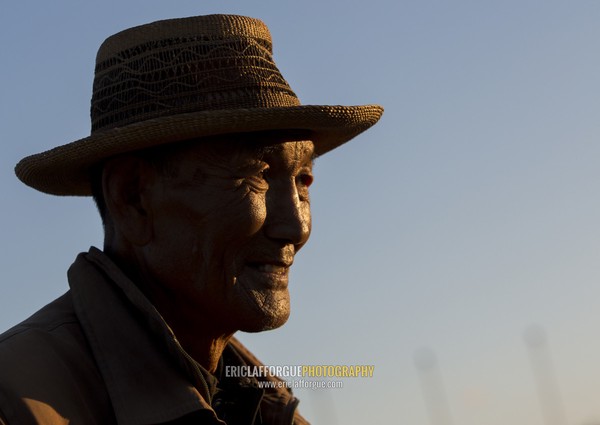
[{"x1": 102, "y1": 134, "x2": 314, "y2": 370}]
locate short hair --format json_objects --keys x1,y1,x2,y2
[{"x1": 90, "y1": 143, "x2": 181, "y2": 226}]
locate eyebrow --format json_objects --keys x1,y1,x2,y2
[{"x1": 253, "y1": 139, "x2": 316, "y2": 158}]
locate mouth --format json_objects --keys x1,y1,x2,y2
[
  {"x1": 242, "y1": 258, "x2": 293, "y2": 289},
  {"x1": 248, "y1": 262, "x2": 290, "y2": 275}
]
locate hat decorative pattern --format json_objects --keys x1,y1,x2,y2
[{"x1": 92, "y1": 17, "x2": 300, "y2": 133}]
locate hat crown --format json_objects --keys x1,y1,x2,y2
[{"x1": 91, "y1": 15, "x2": 299, "y2": 133}]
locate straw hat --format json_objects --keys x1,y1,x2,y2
[{"x1": 15, "y1": 14, "x2": 383, "y2": 196}]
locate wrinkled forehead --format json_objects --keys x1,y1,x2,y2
[
  {"x1": 133, "y1": 130, "x2": 315, "y2": 177},
  {"x1": 202, "y1": 130, "x2": 314, "y2": 158},
  {"x1": 162, "y1": 130, "x2": 315, "y2": 164}
]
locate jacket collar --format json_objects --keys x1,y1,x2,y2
[{"x1": 68, "y1": 247, "x2": 223, "y2": 425}]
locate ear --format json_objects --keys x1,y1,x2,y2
[{"x1": 102, "y1": 155, "x2": 155, "y2": 246}]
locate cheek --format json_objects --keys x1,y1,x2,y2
[
  {"x1": 248, "y1": 195, "x2": 268, "y2": 234},
  {"x1": 148, "y1": 189, "x2": 268, "y2": 286},
  {"x1": 224, "y1": 191, "x2": 267, "y2": 237},
  {"x1": 196, "y1": 192, "x2": 267, "y2": 263}
]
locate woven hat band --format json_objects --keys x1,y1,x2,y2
[{"x1": 90, "y1": 16, "x2": 300, "y2": 133}]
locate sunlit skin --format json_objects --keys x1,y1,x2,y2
[{"x1": 101, "y1": 134, "x2": 314, "y2": 372}]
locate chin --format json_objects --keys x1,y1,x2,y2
[
  {"x1": 237, "y1": 286, "x2": 291, "y2": 332},
  {"x1": 240, "y1": 308, "x2": 290, "y2": 333}
]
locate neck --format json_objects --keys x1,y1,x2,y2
[
  {"x1": 105, "y1": 243, "x2": 234, "y2": 374},
  {"x1": 154, "y1": 297, "x2": 234, "y2": 373}
]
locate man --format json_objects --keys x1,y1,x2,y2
[{"x1": 0, "y1": 14, "x2": 382, "y2": 424}]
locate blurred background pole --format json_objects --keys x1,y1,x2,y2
[
  {"x1": 414, "y1": 347, "x2": 455, "y2": 425},
  {"x1": 524, "y1": 325, "x2": 568, "y2": 425},
  {"x1": 307, "y1": 386, "x2": 338, "y2": 425}
]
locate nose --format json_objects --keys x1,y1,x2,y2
[{"x1": 264, "y1": 180, "x2": 311, "y2": 248}]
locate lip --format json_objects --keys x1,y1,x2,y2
[
  {"x1": 252, "y1": 263, "x2": 288, "y2": 275},
  {"x1": 243, "y1": 259, "x2": 292, "y2": 288}
]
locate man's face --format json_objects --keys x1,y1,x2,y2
[{"x1": 139, "y1": 134, "x2": 314, "y2": 333}]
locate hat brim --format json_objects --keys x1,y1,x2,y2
[{"x1": 15, "y1": 104, "x2": 383, "y2": 196}]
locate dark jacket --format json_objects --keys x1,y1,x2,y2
[{"x1": 0, "y1": 248, "x2": 308, "y2": 425}]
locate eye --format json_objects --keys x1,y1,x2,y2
[
  {"x1": 242, "y1": 165, "x2": 270, "y2": 193},
  {"x1": 298, "y1": 173, "x2": 313, "y2": 188},
  {"x1": 257, "y1": 166, "x2": 269, "y2": 180}
]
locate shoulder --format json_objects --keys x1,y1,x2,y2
[
  {"x1": 0, "y1": 292, "x2": 115, "y2": 424},
  {"x1": 0, "y1": 292, "x2": 78, "y2": 340},
  {"x1": 0, "y1": 292, "x2": 85, "y2": 371}
]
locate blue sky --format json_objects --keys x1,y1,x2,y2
[{"x1": 2, "y1": 2, "x2": 600, "y2": 424}]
